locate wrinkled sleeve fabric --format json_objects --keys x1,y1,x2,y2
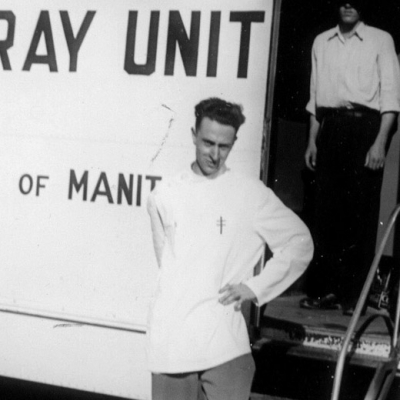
[
  {"x1": 378, "y1": 32, "x2": 400, "y2": 114},
  {"x1": 147, "y1": 189, "x2": 165, "y2": 268},
  {"x1": 245, "y1": 187, "x2": 314, "y2": 306},
  {"x1": 305, "y1": 38, "x2": 318, "y2": 116}
]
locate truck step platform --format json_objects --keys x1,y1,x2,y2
[
  {"x1": 254, "y1": 294, "x2": 394, "y2": 368},
  {"x1": 251, "y1": 294, "x2": 400, "y2": 400}
]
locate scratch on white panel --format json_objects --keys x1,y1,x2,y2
[
  {"x1": 151, "y1": 104, "x2": 175, "y2": 163},
  {"x1": 161, "y1": 103, "x2": 173, "y2": 112},
  {"x1": 53, "y1": 323, "x2": 83, "y2": 328}
]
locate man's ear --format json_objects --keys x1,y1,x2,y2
[
  {"x1": 191, "y1": 127, "x2": 197, "y2": 144},
  {"x1": 231, "y1": 134, "x2": 238, "y2": 147}
]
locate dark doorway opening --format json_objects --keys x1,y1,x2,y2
[{"x1": 269, "y1": 0, "x2": 400, "y2": 218}]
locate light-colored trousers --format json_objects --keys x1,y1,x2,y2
[{"x1": 152, "y1": 353, "x2": 256, "y2": 400}]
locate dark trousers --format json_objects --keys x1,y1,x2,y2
[{"x1": 305, "y1": 109, "x2": 384, "y2": 308}]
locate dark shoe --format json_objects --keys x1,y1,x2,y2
[
  {"x1": 342, "y1": 306, "x2": 366, "y2": 317},
  {"x1": 300, "y1": 294, "x2": 341, "y2": 310},
  {"x1": 299, "y1": 297, "x2": 320, "y2": 309}
]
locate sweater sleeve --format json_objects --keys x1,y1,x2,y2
[
  {"x1": 244, "y1": 187, "x2": 314, "y2": 305},
  {"x1": 146, "y1": 190, "x2": 165, "y2": 268}
]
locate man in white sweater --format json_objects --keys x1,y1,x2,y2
[{"x1": 147, "y1": 98, "x2": 313, "y2": 400}]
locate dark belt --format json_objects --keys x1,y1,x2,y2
[{"x1": 317, "y1": 107, "x2": 380, "y2": 121}]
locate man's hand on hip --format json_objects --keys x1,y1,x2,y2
[{"x1": 219, "y1": 283, "x2": 257, "y2": 311}]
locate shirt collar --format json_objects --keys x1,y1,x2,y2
[{"x1": 328, "y1": 21, "x2": 365, "y2": 43}]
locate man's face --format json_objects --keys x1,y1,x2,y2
[
  {"x1": 339, "y1": 3, "x2": 361, "y2": 25},
  {"x1": 192, "y1": 117, "x2": 237, "y2": 178}
]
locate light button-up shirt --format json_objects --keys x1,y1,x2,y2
[{"x1": 306, "y1": 22, "x2": 400, "y2": 116}]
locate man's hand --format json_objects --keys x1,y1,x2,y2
[
  {"x1": 218, "y1": 283, "x2": 257, "y2": 311},
  {"x1": 305, "y1": 114, "x2": 320, "y2": 171},
  {"x1": 305, "y1": 142, "x2": 317, "y2": 171},
  {"x1": 365, "y1": 112, "x2": 396, "y2": 170},
  {"x1": 365, "y1": 141, "x2": 385, "y2": 170}
]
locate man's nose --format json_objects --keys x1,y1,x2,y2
[{"x1": 210, "y1": 145, "x2": 220, "y2": 161}]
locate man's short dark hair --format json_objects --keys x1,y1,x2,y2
[
  {"x1": 336, "y1": 0, "x2": 364, "y2": 13},
  {"x1": 194, "y1": 98, "x2": 246, "y2": 132}
]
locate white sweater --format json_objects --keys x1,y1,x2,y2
[{"x1": 146, "y1": 167, "x2": 313, "y2": 373}]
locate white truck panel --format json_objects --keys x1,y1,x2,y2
[{"x1": 0, "y1": 0, "x2": 274, "y2": 397}]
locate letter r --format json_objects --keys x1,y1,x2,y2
[{"x1": 0, "y1": 11, "x2": 15, "y2": 70}]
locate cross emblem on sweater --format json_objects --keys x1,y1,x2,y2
[{"x1": 216, "y1": 216, "x2": 226, "y2": 234}]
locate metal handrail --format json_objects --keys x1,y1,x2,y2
[{"x1": 331, "y1": 204, "x2": 400, "y2": 400}]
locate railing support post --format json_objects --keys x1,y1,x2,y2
[{"x1": 331, "y1": 204, "x2": 400, "y2": 400}]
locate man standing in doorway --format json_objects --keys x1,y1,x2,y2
[
  {"x1": 300, "y1": 1, "x2": 400, "y2": 314},
  {"x1": 147, "y1": 97, "x2": 313, "y2": 400}
]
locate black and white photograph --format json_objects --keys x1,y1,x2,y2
[{"x1": 0, "y1": 1, "x2": 400, "y2": 399}]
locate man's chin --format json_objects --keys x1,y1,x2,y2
[
  {"x1": 200, "y1": 164, "x2": 217, "y2": 175},
  {"x1": 195, "y1": 161, "x2": 225, "y2": 178}
]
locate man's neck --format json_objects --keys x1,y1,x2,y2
[{"x1": 339, "y1": 21, "x2": 361, "y2": 39}]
